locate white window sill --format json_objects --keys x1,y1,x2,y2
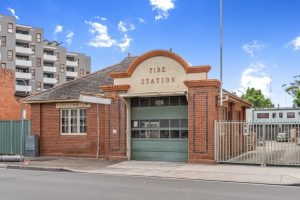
[{"x1": 60, "y1": 133, "x2": 87, "y2": 136}]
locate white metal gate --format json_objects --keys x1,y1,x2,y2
[{"x1": 215, "y1": 121, "x2": 300, "y2": 166}]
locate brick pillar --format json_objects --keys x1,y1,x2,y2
[
  {"x1": 31, "y1": 103, "x2": 41, "y2": 136},
  {"x1": 103, "y1": 92, "x2": 127, "y2": 160},
  {"x1": 184, "y1": 80, "x2": 220, "y2": 164}
]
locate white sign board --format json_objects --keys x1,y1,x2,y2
[{"x1": 79, "y1": 95, "x2": 111, "y2": 105}]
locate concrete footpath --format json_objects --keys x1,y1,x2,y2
[{"x1": 1, "y1": 157, "x2": 300, "y2": 186}]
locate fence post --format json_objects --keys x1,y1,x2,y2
[
  {"x1": 261, "y1": 123, "x2": 267, "y2": 167},
  {"x1": 10, "y1": 120, "x2": 13, "y2": 154},
  {"x1": 214, "y1": 120, "x2": 219, "y2": 163},
  {"x1": 20, "y1": 108, "x2": 26, "y2": 161},
  {"x1": 20, "y1": 119, "x2": 23, "y2": 159}
]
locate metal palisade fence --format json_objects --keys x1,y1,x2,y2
[
  {"x1": 0, "y1": 120, "x2": 30, "y2": 155},
  {"x1": 215, "y1": 120, "x2": 300, "y2": 166}
]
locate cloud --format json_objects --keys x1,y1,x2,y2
[
  {"x1": 95, "y1": 16, "x2": 107, "y2": 21},
  {"x1": 238, "y1": 62, "x2": 271, "y2": 96},
  {"x1": 66, "y1": 32, "x2": 74, "y2": 45},
  {"x1": 285, "y1": 36, "x2": 300, "y2": 50},
  {"x1": 118, "y1": 21, "x2": 135, "y2": 32},
  {"x1": 137, "y1": 17, "x2": 146, "y2": 23},
  {"x1": 128, "y1": 24, "x2": 135, "y2": 31},
  {"x1": 149, "y1": 0, "x2": 175, "y2": 20},
  {"x1": 7, "y1": 7, "x2": 19, "y2": 20},
  {"x1": 117, "y1": 34, "x2": 132, "y2": 52},
  {"x1": 118, "y1": 21, "x2": 127, "y2": 32},
  {"x1": 85, "y1": 20, "x2": 132, "y2": 52},
  {"x1": 54, "y1": 25, "x2": 63, "y2": 34},
  {"x1": 85, "y1": 21, "x2": 117, "y2": 47},
  {"x1": 242, "y1": 41, "x2": 265, "y2": 57}
]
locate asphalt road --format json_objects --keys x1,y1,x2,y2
[{"x1": 0, "y1": 168, "x2": 300, "y2": 200}]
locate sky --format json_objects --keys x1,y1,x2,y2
[{"x1": 1, "y1": 0, "x2": 300, "y2": 107}]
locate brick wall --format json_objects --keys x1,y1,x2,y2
[
  {"x1": 187, "y1": 82, "x2": 219, "y2": 164},
  {"x1": 31, "y1": 103, "x2": 102, "y2": 157},
  {"x1": 29, "y1": 83, "x2": 249, "y2": 162},
  {"x1": 219, "y1": 102, "x2": 247, "y2": 121},
  {"x1": 0, "y1": 68, "x2": 30, "y2": 120},
  {"x1": 31, "y1": 98, "x2": 127, "y2": 159},
  {"x1": 103, "y1": 92, "x2": 127, "y2": 160},
  {"x1": 31, "y1": 104, "x2": 41, "y2": 135},
  {"x1": 184, "y1": 80, "x2": 250, "y2": 164}
]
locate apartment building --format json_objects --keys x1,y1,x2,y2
[{"x1": 0, "y1": 14, "x2": 91, "y2": 95}]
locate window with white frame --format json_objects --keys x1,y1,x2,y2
[
  {"x1": 60, "y1": 108, "x2": 87, "y2": 134},
  {"x1": 36, "y1": 33, "x2": 41, "y2": 43},
  {"x1": 1, "y1": 36, "x2": 6, "y2": 47},
  {"x1": 7, "y1": 50, "x2": 13, "y2": 60},
  {"x1": 7, "y1": 23, "x2": 13, "y2": 33}
]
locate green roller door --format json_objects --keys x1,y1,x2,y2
[
  {"x1": 131, "y1": 139, "x2": 188, "y2": 162},
  {"x1": 131, "y1": 96, "x2": 188, "y2": 162}
]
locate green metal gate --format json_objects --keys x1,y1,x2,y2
[
  {"x1": 131, "y1": 96, "x2": 188, "y2": 162},
  {"x1": 0, "y1": 120, "x2": 31, "y2": 155}
]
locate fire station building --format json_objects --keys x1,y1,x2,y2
[{"x1": 24, "y1": 50, "x2": 251, "y2": 163}]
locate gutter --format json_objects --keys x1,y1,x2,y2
[{"x1": 21, "y1": 99, "x2": 80, "y2": 104}]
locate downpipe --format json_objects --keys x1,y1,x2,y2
[
  {"x1": 0, "y1": 155, "x2": 24, "y2": 162},
  {"x1": 119, "y1": 96, "x2": 130, "y2": 160},
  {"x1": 96, "y1": 104, "x2": 100, "y2": 159}
]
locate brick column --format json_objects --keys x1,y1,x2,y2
[
  {"x1": 103, "y1": 92, "x2": 127, "y2": 160},
  {"x1": 30, "y1": 104, "x2": 41, "y2": 136},
  {"x1": 184, "y1": 80, "x2": 220, "y2": 164}
]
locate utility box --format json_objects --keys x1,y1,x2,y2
[{"x1": 25, "y1": 135, "x2": 39, "y2": 157}]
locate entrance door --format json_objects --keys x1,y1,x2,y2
[{"x1": 131, "y1": 96, "x2": 188, "y2": 162}]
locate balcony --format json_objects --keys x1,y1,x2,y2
[
  {"x1": 15, "y1": 85, "x2": 32, "y2": 92},
  {"x1": 43, "y1": 66, "x2": 57, "y2": 73},
  {"x1": 43, "y1": 77, "x2": 57, "y2": 84},
  {"x1": 66, "y1": 60, "x2": 78, "y2": 67},
  {"x1": 66, "y1": 71, "x2": 78, "y2": 77},
  {"x1": 16, "y1": 33, "x2": 32, "y2": 42},
  {"x1": 16, "y1": 59, "x2": 32, "y2": 67},
  {"x1": 16, "y1": 46, "x2": 33, "y2": 55},
  {"x1": 15, "y1": 72, "x2": 32, "y2": 80},
  {"x1": 43, "y1": 54, "x2": 57, "y2": 61}
]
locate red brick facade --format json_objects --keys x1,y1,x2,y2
[
  {"x1": 0, "y1": 68, "x2": 30, "y2": 120},
  {"x1": 30, "y1": 85, "x2": 248, "y2": 162},
  {"x1": 31, "y1": 103, "x2": 102, "y2": 157},
  {"x1": 27, "y1": 50, "x2": 250, "y2": 163},
  {"x1": 30, "y1": 95, "x2": 128, "y2": 159}
]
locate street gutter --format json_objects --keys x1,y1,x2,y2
[{"x1": 2, "y1": 163, "x2": 300, "y2": 187}]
